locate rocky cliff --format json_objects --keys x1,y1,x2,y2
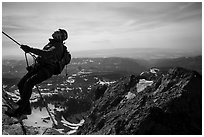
[
  {"x1": 77, "y1": 67, "x2": 202, "y2": 135},
  {"x1": 2, "y1": 89, "x2": 64, "y2": 135}
]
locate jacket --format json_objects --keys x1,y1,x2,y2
[{"x1": 30, "y1": 39, "x2": 64, "y2": 67}]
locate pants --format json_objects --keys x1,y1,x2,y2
[{"x1": 17, "y1": 64, "x2": 54, "y2": 103}]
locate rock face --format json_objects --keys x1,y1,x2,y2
[
  {"x1": 78, "y1": 67, "x2": 202, "y2": 135},
  {"x1": 2, "y1": 89, "x2": 64, "y2": 135}
]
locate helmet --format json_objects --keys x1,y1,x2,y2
[{"x1": 59, "y1": 29, "x2": 68, "y2": 41}]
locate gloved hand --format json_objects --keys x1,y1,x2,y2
[
  {"x1": 26, "y1": 66, "x2": 33, "y2": 72},
  {"x1": 21, "y1": 45, "x2": 31, "y2": 53}
]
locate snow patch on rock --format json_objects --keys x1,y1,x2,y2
[
  {"x1": 125, "y1": 92, "x2": 136, "y2": 100},
  {"x1": 137, "y1": 79, "x2": 153, "y2": 92}
]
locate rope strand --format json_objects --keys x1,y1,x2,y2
[
  {"x1": 2, "y1": 31, "x2": 36, "y2": 67},
  {"x1": 24, "y1": 53, "x2": 29, "y2": 67}
]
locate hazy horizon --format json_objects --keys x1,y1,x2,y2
[
  {"x1": 2, "y1": 47, "x2": 202, "y2": 61},
  {"x1": 2, "y1": 2, "x2": 202, "y2": 58}
]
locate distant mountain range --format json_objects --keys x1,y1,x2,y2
[
  {"x1": 2, "y1": 55, "x2": 202, "y2": 80},
  {"x1": 145, "y1": 56, "x2": 202, "y2": 74},
  {"x1": 3, "y1": 48, "x2": 201, "y2": 60},
  {"x1": 72, "y1": 48, "x2": 201, "y2": 59}
]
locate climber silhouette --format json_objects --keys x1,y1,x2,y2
[{"x1": 6, "y1": 29, "x2": 68, "y2": 117}]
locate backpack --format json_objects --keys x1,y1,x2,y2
[{"x1": 54, "y1": 46, "x2": 71, "y2": 75}]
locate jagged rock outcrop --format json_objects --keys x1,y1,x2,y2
[
  {"x1": 139, "y1": 68, "x2": 163, "y2": 81},
  {"x1": 94, "y1": 85, "x2": 108, "y2": 100},
  {"x1": 2, "y1": 105, "x2": 64, "y2": 135},
  {"x1": 2, "y1": 89, "x2": 65, "y2": 135},
  {"x1": 78, "y1": 67, "x2": 202, "y2": 135}
]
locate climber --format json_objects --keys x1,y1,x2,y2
[{"x1": 5, "y1": 29, "x2": 69, "y2": 117}]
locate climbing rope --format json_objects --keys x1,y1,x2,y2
[{"x1": 35, "y1": 86, "x2": 57, "y2": 127}]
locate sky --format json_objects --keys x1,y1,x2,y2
[{"x1": 2, "y1": 2, "x2": 202, "y2": 58}]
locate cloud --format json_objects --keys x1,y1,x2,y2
[
  {"x1": 2, "y1": 2, "x2": 202, "y2": 56},
  {"x1": 105, "y1": 2, "x2": 202, "y2": 32},
  {"x1": 3, "y1": 2, "x2": 201, "y2": 35}
]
